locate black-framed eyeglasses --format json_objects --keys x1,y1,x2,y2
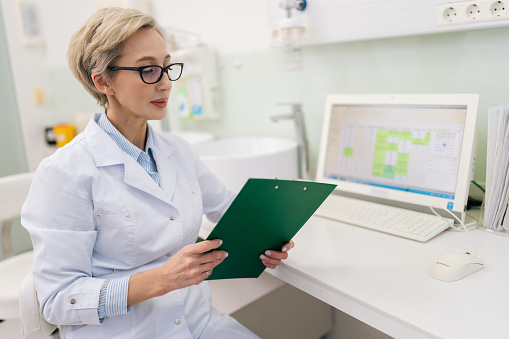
[{"x1": 108, "y1": 63, "x2": 184, "y2": 84}]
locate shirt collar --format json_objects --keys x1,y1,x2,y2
[{"x1": 97, "y1": 112, "x2": 155, "y2": 162}]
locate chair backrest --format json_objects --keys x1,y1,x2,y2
[
  {"x1": 19, "y1": 272, "x2": 57, "y2": 339},
  {"x1": 0, "y1": 172, "x2": 34, "y2": 222},
  {"x1": 0, "y1": 172, "x2": 34, "y2": 258}
]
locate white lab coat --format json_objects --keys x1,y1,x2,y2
[{"x1": 21, "y1": 113, "x2": 258, "y2": 339}]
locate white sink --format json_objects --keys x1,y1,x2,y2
[{"x1": 192, "y1": 137, "x2": 299, "y2": 192}]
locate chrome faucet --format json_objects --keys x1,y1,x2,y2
[{"x1": 271, "y1": 103, "x2": 309, "y2": 179}]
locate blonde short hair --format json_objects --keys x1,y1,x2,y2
[{"x1": 67, "y1": 7, "x2": 166, "y2": 108}]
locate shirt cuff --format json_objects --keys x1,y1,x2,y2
[{"x1": 97, "y1": 276, "x2": 131, "y2": 320}]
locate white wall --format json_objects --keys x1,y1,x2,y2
[
  {"x1": 40, "y1": 0, "x2": 97, "y2": 68},
  {"x1": 1, "y1": 0, "x2": 105, "y2": 170},
  {"x1": 1, "y1": 0, "x2": 53, "y2": 170},
  {"x1": 0, "y1": 0, "x2": 271, "y2": 170},
  {"x1": 35, "y1": 0, "x2": 271, "y2": 68},
  {"x1": 152, "y1": 0, "x2": 270, "y2": 54}
]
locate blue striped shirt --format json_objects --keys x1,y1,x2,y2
[
  {"x1": 98, "y1": 112, "x2": 160, "y2": 185},
  {"x1": 96, "y1": 112, "x2": 160, "y2": 319}
]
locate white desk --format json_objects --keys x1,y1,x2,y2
[
  {"x1": 266, "y1": 215, "x2": 509, "y2": 339},
  {"x1": 199, "y1": 218, "x2": 333, "y2": 339}
]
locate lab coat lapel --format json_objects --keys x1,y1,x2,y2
[
  {"x1": 85, "y1": 114, "x2": 173, "y2": 205},
  {"x1": 151, "y1": 131, "x2": 177, "y2": 202},
  {"x1": 85, "y1": 114, "x2": 124, "y2": 167},
  {"x1": 122, "y1": 154, "x2": 173, "y2": 204}
]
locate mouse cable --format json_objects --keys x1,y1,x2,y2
[
  {"x1": 429, "y1": 205, "x2": 475, "y2": 255},
  {"x1": 459, "y1": 215, "x2": 479, "y2": 231}
]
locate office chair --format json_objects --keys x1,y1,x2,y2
[
  {"x1": 19, "y1": 272, "x2": 57, "y2": 339},
  {"x1": 0, "y1": 172, "x2": 38, "y2": 336}
]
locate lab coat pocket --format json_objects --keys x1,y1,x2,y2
[{"x1": 94, "y1": 210, "x2": 136, "y2": 266}]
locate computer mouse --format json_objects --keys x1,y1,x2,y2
[{"x1": 429, "y1": 252, "x2": 484, "y2": 282}]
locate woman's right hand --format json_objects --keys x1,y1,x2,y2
[
  {"x1": 158, "y1": 239, "x2": 227, "y2": 292},
  {"x1": 127, "y1": 239, "x2": 227, "y2": 307}
]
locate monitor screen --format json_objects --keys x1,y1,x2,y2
[{"x1": 316, "y1": 94, "x2": 479, "y2": 219}]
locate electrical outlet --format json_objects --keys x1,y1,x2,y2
[
  {"x1": 487, "y1": 0, "x2": 508, "y2": 20},
  {"x1": 439, "y1": 0, "x2": 509, "y2": 26},
  {"x1": 462, "y1": 1, "x2": 486, "y2": 22},
  {"x1": 438, "y1": 4, "x2": 462, "y2": 25}
]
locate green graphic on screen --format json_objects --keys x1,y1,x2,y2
[
  {"x1": 370, "y1": 130, "x2": 430, "y2": 179},
  {"x1": 343, "y1": 147, "x2": 354, "y2": 157}
]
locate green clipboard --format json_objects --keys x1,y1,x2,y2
[{"x1": 205, "y1": 178, "x2": 336, "y2": 280}]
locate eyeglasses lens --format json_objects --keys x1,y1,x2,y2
[
  {"x1": 140, "y1": 64, "x2": 183, "y2": 83},
  {"x1": 168, "y1": 64, "x2": 182, "y2": 81},
  {"x1": 141, "y1": 66, "x2": 161, "y2": 84}
]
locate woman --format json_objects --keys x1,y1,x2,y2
[{"x1": 21, "y1": 7, "x2": 293, "y2": 339}]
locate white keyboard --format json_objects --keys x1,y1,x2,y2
[{"x1": 314, "y1": 194, "x2": 454, "y2": 242}]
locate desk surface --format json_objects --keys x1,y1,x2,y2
[{"x1": 266, "y1": 213, "x2": 509, "y2": 339}]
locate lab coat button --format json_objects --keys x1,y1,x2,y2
[
  {"x1": 175, "y1": 319, "x2": 181, "y2": 325},
  {"x1": 166, "y1": 252, "x2": 172, "y2": 257},
  {"x1": 70, "y1": 298, "x2": 76, "y2": 305},
  {"x1": 170, "y1": 216, "x2": 175, "y2": 221},
  {"x1": 126, "y1": 214, "x2": 131, "y2": 219}
]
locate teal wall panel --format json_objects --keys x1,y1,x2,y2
[
  {"x1": 0, "y1": 3, "x2": 27, "y2": 177},
  {"x1": 175, "y1": 27, "x2": 509, "y2": 183},
  {"x1": 49, "y1": 26, "x2": 509, "y2": 184},
  {"x1": 0, "y1": 4, "x2": 31, "y2": 259}
]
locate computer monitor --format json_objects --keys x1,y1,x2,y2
[{"x1": 315, "y1": 94, "x2": 479, "y2": 221}]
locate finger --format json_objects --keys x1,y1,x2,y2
[
  {"x1": 261, "y1": 250, "x2": 288, "y2": 261},
  {"x1": 200, "y1": 250, "x2": 228, "y2": 266},
  {"x1": 188, "y1": 239, "x2": 223, "y2": 255},
  {"x1": 200, "y1": 256, "x2": 224, "y2": 272},
  {"x1": 259, "y1": 253, "x2": 282, "y2": 266},
  {"x1": 191, "y1": 262, "x2": 218, "y2": 283},
  {"x1": 281, "y1": 240, "x2": 295, "y2": 252},
  {"x1": 261, "y1": 260, "x2": 277, "y2": 269}
]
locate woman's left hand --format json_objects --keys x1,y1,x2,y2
[{"x1": 259, "y1": 240, "x2": 295, "y2": 269}]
